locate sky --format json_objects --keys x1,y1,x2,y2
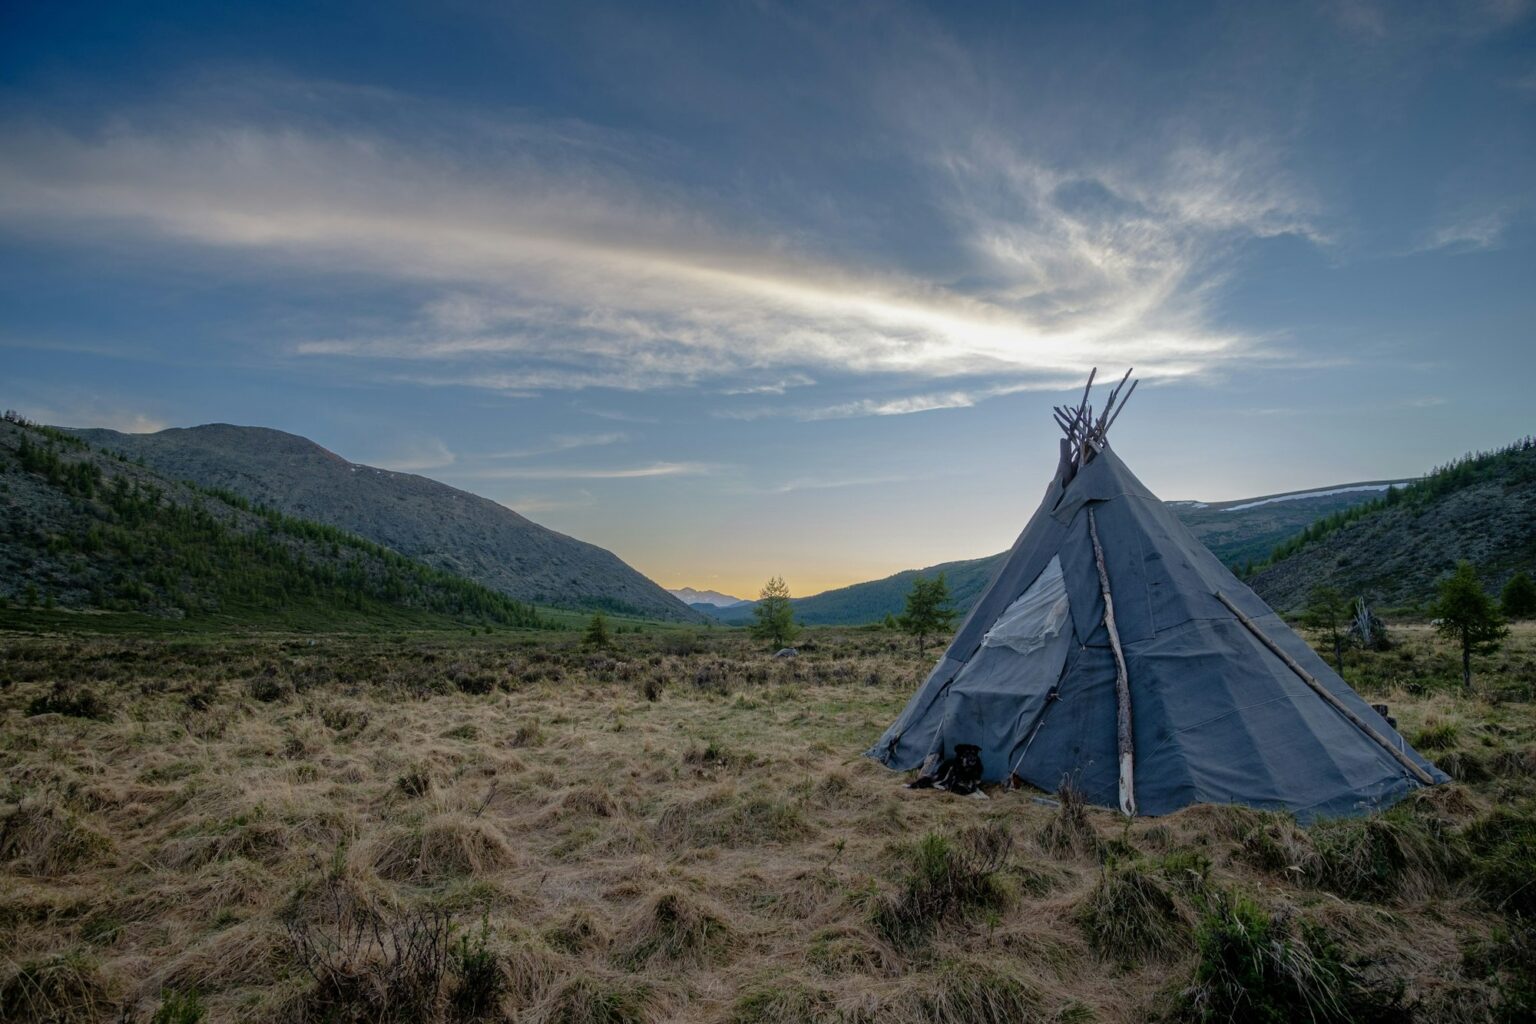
[{"x1": 2, "y1": 1, "x2": 1533, "y2": 599}]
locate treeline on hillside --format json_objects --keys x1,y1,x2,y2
[
  {"x1": 2, "y1": 412, "x2": 544, "y2": 627},
  {"x1": 1236, "y1": 436, "x2": 1536, "y2": 579}
]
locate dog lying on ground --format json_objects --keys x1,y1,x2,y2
[{"x1": 908, "y1": 743, "x2": 985, "y2": 796}]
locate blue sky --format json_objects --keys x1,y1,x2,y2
[{"x1": 2, "y1": 1, "x2": 1533, "y2": 597}]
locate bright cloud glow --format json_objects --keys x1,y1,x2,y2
[{"x1": 0, "y1": 93, "x2": 1313, "y2": 416}]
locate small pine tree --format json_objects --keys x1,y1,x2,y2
[
  {"x1": 583, "y1": 612, "x2": 611, "y2": 649},
  {"x1": 1432, "y1": 562, "x2": 1509, "y2": 689},
  {"x1": 751, "y1": 576, "x2": 799, "y2": 649},
  {"x1": 882, "y1": 612, "x2": 898, "y2": 630},
  {"x1": 1301, "y1": 586, "x2": 1348, "y2": 675},
  {"x1": 899, "y1": 573, "x2": 956, "y2": 653},
  {"x1": 1500, "y1": 570, "x2": 1536, "y2": 620}
]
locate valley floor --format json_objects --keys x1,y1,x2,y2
[{"x1": 1, "y1": 625, "x2": 1534, "y2": 1023}]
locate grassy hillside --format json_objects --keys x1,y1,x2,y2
[
  {"x1": 70, "y1": 423, "x2": 706, "y2": 624},
  {"x1": 1250, "y1": 439, "x2": 1536, "y2": 613},
  {"x1": 0, "y1": 415, "x2": 544, "y2": 631},
  {"x1": 1, "y1": 625, "x2": 1532, "y2": 1022}
]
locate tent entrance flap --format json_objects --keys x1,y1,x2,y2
[
  {"x1": 982, "y1": 555, "x2": 1068, "y2": 655},
  {"x1": 926, "y1": 556, "x2": 1075, "y2": 783}
]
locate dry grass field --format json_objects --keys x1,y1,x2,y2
[{"x1": 2, "y1": 623, "x2": 1534, "y2": 1023}]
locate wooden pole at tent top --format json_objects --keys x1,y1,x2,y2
[{"x1": 1055, "y1": 368, "x2": 1137, "y2": 475}]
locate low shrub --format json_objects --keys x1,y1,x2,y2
[
  {"x1": 286, "y1": 873, "x2": 454, "y2": 1023},
  {"x1": 449, "y1": 922, "x2": 506, "y2": 1023},
  {"x1": 26, "y1": 682, "x2": 112, "y2": 720},
  {"x1": 1307, "y1": 811, "x2": 1460, "y2": 902},
  {"x1": 1168, "y1": 892, "x2": 1402, "y2": 1023},
  {"x1": 246, "y1": 675, "x2": 291, "y2": 703},
  {"x1": 1410, "y1": 721, "x2": 1460, "y2": 751}
]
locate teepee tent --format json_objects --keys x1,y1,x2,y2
[{"x1": 868, "y1": 370, "x2": 1446, "y2": 821}]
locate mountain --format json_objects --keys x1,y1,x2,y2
[
  {"x1": 667, "y1": 587, "x2": 749, "y2": 608},
  {"x1": 68, "y1": 423, "x2": 706, "y2": 623},
  {"x1": 0, "y1": 416, "x2": 541, "y2": 629},
  {"x1": 713, "y1": 554, "x2": 999, "y2": 627},
  {"x1": 1169, "y1": 481, "x2": 1410, "y2": 571},
  {"x1": 1248, "y1": 441, "x2": 1536, "y2": 613},
  {"x1": 716, "y1": 478, "x2": 1407, "y2": 627}
]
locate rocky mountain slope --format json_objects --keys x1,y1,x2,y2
[
  {"x1": 1249, "y1": 440, "x2": 1536, "y2": 613},
  {"x1": 0, "y1": 416, "x2": 542, "y2": 628},
  {"x1": 70, "y1": 423, "x2": 704, "y2": 623}
]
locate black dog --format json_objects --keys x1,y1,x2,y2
[{"x1": 908, "y1": 744, "x2": 984, "y2": 796}]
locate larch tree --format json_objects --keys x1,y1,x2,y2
[
  {"x1": 900, "y1": 573, "x2": 956, "y2": 653},
  {"x1": 751, "y1": 576, "x2": 799, "y2": 649},
  {"x1": 1302, "y1": 586, "x2": 1348, "y2": 675},
  {"x1": 583, "y1": 612, "x2": 611, "y2": 649},
  {"x1": 1432, "y1": 562, "x2": 1509, "y2": 689}
]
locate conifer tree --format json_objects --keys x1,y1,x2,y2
[
  {"x1": 1302, "y1": 586, "x2": 1348, "y2": 674},
  {"x1": 751, "y1": 576, "x2": 799, "y2": 649},
  {"x1": 1432, "y1": 562, "x2": 1509, "y2": 689},
  {"x1": 1500, "y1": 570, "x2": 1536, "y2": 620},
  {"x1": 900, "y1": 573, "x2": 956, "y2": 653},
  {"x1": 583, "y1": 612, "x2": 611, "y2": 648}
]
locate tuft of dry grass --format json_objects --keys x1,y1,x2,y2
[
  {"x1": 371, "y1": 813, "x2": 518, "y2": 881},
  {"x1": 1037, "y1": 783, "x2": 1101, "y2": 858},
  {"x1": 616, "y1": 889, "x2": 736, "y2": 967},
  {"x1": 1073, "y1": 859, "x2": 1192, "y2": 964},
  {"x1": 0, "y1": 797, "x2": 112, "y2": 875},
  {"x1": 0, "y1": 950, "x2": 111, "y2": 1024}
]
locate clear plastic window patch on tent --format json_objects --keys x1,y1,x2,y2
[{"x1": 981, "y1": 555, "x2": 1070, "y2": 656}]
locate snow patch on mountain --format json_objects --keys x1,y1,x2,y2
[{"x1": 1222, "y1": 483, "x2": 1410, "y2": 513}]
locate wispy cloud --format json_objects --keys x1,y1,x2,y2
[
  {"x1": 1416, "y1": 212, "x2": 1509, "y2": 253},
  {"x1": 458, "y1": 461, "x2": 715, "y2": 480},
  {"x1": 752, "y1": 473, "x2": 917, "y2": 494},
  {"x1": 0, "y1": 78, "x2": 1316, "y2": 413},
  {"x1": 499, "y1": 489, "x2": 596, "y2": 515},
  {"x1": 472, "y1": 432, "x2": 626, "y2": 459},
  {"x1": 721, "y1": 375, "x2": 815, "y2": 396}
]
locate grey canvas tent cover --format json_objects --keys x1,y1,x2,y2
[{"x1": 868, "y1": 370, "x2": 1446, "y2": 821}]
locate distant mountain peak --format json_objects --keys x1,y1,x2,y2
[{"x1": 667, "y1": 587, "x2": 749, "y2": 608}]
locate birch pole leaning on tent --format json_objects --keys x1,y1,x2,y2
[
  {"x1": 1215, "y1": 591, "x2": 1436, "y2": 786},
  {"x1": 1088, "y1": 507, "x2": 1136, "y2": 816}
]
